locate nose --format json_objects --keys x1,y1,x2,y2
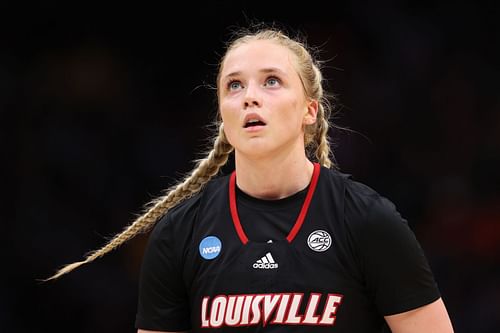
[{"x1": 243, "y1": 82, "x2": 262, "y2": 109}]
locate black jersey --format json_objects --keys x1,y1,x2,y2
[{"x1": 136, "y1": 164, "x2": 440, "y2": 332}]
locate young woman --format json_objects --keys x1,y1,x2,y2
[{"x1": 50, "y1": 28, "x2": 454, "y2": 333}]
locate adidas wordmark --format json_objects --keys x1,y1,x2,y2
[{"x1": 253, "y1": 252, "x2": 279, "y2": 269}]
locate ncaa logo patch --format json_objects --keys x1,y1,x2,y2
[
  {"x1": 307, "y1": 230, "x2": 332, "y2": 252},
  {"x1": 199, "y1": 236, "x2": 222, "y2": 260}
]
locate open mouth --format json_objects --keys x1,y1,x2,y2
[{"x1": 244, "y1": 119, "x2": 266, "y2": 128}]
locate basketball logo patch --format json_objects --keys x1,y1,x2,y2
[
  {"x1": 199, "y1": 236, "x2": 222, "y2": 260},
  {"x1": 307, "y1": 230, "x2": 332, "y2": 252}
]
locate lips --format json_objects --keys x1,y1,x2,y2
[{"x1": 243, "y1": 113, "x2": 267, "y2": 128}]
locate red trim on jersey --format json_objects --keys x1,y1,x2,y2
[
  {"x1": 229, "y1": 163, "x2": 321, "y2": 244},
  {"x1": 230, "y1": 171, "x2": 249, "y2": 244},
  {"x1": 286, "y1": 162, "x2": 320, "y2": 243}
]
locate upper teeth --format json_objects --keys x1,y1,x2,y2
[{"x1": 248, "y1": 119, "x2": 259, "y2": 123}]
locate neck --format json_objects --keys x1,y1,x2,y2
[{"x1": 234, "y1": 151, "x2": 315, "y2": 200}]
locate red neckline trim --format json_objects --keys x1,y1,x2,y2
[{"x1": 229, "y1": 163, "x2": 321, "y2": 245}]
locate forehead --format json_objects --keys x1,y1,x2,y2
[{"x1": 221, "y1": 40, "x2": 298, "y2": 77}]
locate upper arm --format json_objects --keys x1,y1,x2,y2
[
  {"x1": 349, "y1": 194, "x2": 442, "y2": 314},
  {"x1": 135, "y1": 213, "x2": 191, "y2": 331},
  {"x1": 385, "y1": 298, "x2": 454, "y2": 333}
]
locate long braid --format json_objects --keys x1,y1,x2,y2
[
  {"x1": 48, "y1": 28, "x2": 339, "y2": 281},
  {"x1": 314, "y1": 104, "x2": 333, "y2": 168},
  {"x1": 46, "y1": 124, "x2": 233, "y2": 280}
]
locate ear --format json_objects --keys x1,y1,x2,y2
[{"x1": 303, "y1": 99, "x2": 319, "y2": 125}]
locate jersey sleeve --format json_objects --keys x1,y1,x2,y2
[
  {"x1": 347, "y1": 187, "x2": 441, "y2": 316},
  {"x1": 135, "y1": 210, "x2": 192, "y2": 331}
]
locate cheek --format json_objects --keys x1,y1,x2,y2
[
  {"x1": 219, "y1": 101, "x2": 238, "y2": 126},
  {"x1": 279, "y1": 100, "x2": 306, "y2": 130},
  {"x1": 219, "y1": 102, "x2": 239, "y2": 143}
]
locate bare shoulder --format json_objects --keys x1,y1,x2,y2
[{"x1": 384, "y1": 298, "x2": 454, "y2": 333}]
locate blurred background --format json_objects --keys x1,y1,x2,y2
[{"x1": 3, "y1": 1, "x2": 499, "y2": 332}]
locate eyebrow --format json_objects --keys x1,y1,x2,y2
[{"x1": 222, "y1": 67, "x2": 288, "y2": 80}]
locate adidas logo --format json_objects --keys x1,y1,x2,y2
[{"x1": 252, "y1": 252, "x2": 279, "y2": 269}]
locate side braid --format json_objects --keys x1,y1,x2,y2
[
  {"x1": 46, "y1": 124, "x2": 233, "y2": 280},
  {"x1": 314, "y1": 104, "x2": 333, "y2": 169}
]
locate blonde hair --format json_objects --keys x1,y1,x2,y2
[
  {"x1": 47, "y1": 27, "x2": 337, "y2": 280},
  {"x1": 217, "y1": 28, "x2": 336, "y2": 168}
]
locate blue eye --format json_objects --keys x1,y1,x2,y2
[
  {"x1": 265, "y1": 77, "x2": 280, "y2": 87},
  {"x1": 228, "y1": 80, "x2": 242, "y2": 91}
]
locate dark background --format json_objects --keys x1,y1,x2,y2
[{"x1": 3, "y1": 1, "x2": 499, "y2": 332}]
